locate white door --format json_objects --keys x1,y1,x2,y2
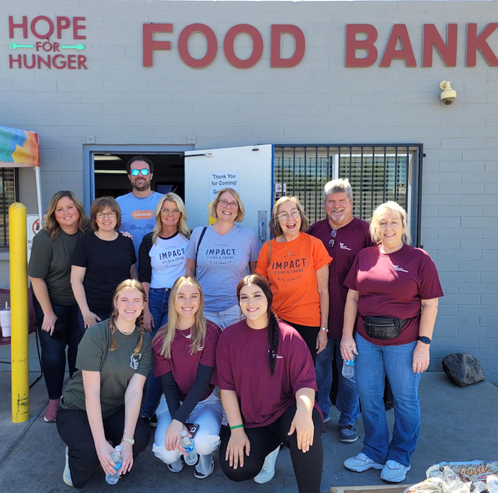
[{"x1": 185, "y1": 144, "x2": 273, "y2": 245}]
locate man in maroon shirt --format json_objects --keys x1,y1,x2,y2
[{"x1": 308, "y1": 178, "x2": 373, "y2": 443}]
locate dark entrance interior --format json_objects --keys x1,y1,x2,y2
[{"x1": 93, "y1": 152, "x2": 185, "y2": 200}]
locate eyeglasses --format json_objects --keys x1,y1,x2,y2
[
  {"x1": 219, "y1": 199, "x2": 238, "y2": 209},
  {"x1": 130, "y1": 168, "x2": 150, "y2": 176},
  {"x1": 278, "y1": 210, "x2": 300, "y2": 221},
  {"x1": 161, "y1": 208, "x2": 181, "y2": 215},
  {"x1": 329, "y1": 228, "x2": 337, "y2": 248},
  {"x1": 97, "y1": 212, "x2": 117, "y2": 219}
]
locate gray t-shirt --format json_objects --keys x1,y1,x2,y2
[
  {"x1": 60, "y1": 319, "x2": 152, "y2": 419},
  {"x1": 116, "y1": 191, "x2": 163, "y2": 259},
  {"x1": 186, "y1": 225, "x2": 260, "y2": 312}
]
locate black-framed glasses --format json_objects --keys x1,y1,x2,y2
[
  {"x1": 130, "y1": 168, "x2": 150, "y2": 176},
  {"x1": 328, "y1": 229, "x2": 337, "y2": 248}
]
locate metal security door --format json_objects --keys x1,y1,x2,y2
[{"x1": 185, "y1": 145, "x2": 273, "y2": 245}]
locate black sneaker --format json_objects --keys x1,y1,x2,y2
[
  {"x1": 150, "y1": 414, "x2": 158, "y2": 428},
  {"x1": 340, "y1": 424, "x2": 358, "y2": 443}
]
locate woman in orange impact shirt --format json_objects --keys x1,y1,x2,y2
[{"x1": 256, "y1": 196, "x2": 331, "y2": 364}]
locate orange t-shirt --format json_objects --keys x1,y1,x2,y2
[{"x1": 255, "y1": 233, "x2": 332, "y2": 326}]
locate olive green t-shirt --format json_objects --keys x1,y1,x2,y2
[
  {"x1": 61, "y1": 320, "x2": 152, "y2": 419},
  {"x1": 28, "y1": 228, "x2": 87, "y2": 306}
]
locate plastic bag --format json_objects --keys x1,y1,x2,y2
[{"x1": 487, "y1": 475, "x2": 498, "y2": 493}]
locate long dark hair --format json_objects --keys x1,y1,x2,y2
[{"x1": 236, "y1": 274, "x2": 280, "y2": 376}]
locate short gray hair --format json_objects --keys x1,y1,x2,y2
[{"x1": 323, "y1": 178, "x2": 353, "y2": 201}]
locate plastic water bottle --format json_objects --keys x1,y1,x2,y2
[
  {"x1": 181, "y1": 430, "x2": 198, "y2": 466},
  {"x1": 105, "y1": 446, "x2": 123, "y2": 485},
  {"x1": 342, "y1": 358, "x2": 355, "y2": 379}
]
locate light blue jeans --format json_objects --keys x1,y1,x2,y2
[
  {"x1": 355, "y1": 334, "x2": 421, "y2": 467},
  {"x1": 142, "y1": 287, "x2": 170, "y2": 419},
  {"x1": 316, "y1": 338, "x2": 360, "y2": 426}
]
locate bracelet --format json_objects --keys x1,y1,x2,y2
[
  {"x1": 320, "y1": 327, "x2": 328, "y2": 332},
  {"x1": 297, "y1": 407, "x2": 311, "y2": 413},
  {"x1": 230, "y1": 424, "x2": 244, "y2": 430}
]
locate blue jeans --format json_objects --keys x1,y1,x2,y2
[
  {"x1": 316, "y1": 338, "x2": 360, "y2": 426},
  {"x1": 33, "y1": 300, "x2": 83, "y2": 400},
  {"x1": 142, "y1": 287, "x2": 170, "y2": 419},
  {"x1": 355, "y1": 334, "x2": 421, "y2": 467}
]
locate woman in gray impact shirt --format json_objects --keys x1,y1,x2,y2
[{"x1": 186, "y1": 188, "x2": 259, "y2": 329}]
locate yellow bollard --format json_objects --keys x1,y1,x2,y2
[{"x1": 9, "y1": 203, "x2": 29, "y2": 423}]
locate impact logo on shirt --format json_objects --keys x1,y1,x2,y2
[
  {"x1": 130, "y1": 353, "x2": 141, "y2": 370},
  {"x1": 340, "y1": 242, "x2": 352, "y2": 251},
  {"x1": 393, "y1": 265, "x2": 409, "y2": 273},
  {"x1": 204, "y1": 247, "x2": 236, "y2": 265},
  {"x1": 131, "y1": 210, "x2": 154, "y2": 219}
]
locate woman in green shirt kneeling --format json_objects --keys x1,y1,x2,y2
[{"x1": 56, "y1": 279, "x2": 152, "y2": 488}]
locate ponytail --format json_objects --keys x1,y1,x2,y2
[{"x1": 267, "y1": 311, "x2": 280, "y2": 375}]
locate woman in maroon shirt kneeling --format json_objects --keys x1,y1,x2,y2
[
  {"x1": 216, "y1": 274, "x2": 323, "y2": 493},
  {"x1": 341, "y1": 201, "x2": 443, "y2": 484}
]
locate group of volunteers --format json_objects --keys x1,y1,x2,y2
[{"x1": 28, "y1": 155, "x2": 443, "y2": 491}]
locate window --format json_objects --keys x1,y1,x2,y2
[
  {"x1": 0, "y1": 168, "x2": 18, "y2": 247},
  {"x1": 273, "y1": 145, "x2": 423, "y2": 246}
]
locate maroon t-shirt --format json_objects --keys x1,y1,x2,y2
[
  {"x1": 308, "y1": 217, "x2": 374, "y2": 339},
  {"x1": 153, "y1": 321, "x2": 221, "y2": 401},
  {"x1": 216, "y1": 320, "x2": 318, "y2": 428},
  {"x1": 344, "y1": 244, "x2": 444, "y2": 346}
]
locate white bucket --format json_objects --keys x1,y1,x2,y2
[{"x1": 0, "y1": 308, "x2": 11, "y2": 337}]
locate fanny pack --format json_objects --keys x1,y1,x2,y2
[{"x1": 362, "y1": 316, "x2": 409, "y2": 340}]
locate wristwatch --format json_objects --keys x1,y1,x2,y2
[
  {"x1": 417, "y1": 336, "x2": 431, "y2": 345},
  {"x1": 320, "y1": 327, "x2": 328, "y2": 332},
  {"x1": 122, "y1": 437, "x2": 135, "y2": 445}
]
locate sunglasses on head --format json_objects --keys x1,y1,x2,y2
[{"x1": 130, "y1": 168, "x2": 150, "y2": 176}]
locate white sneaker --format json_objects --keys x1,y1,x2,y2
[
  {"x1": 344, "y1": 453, "x2": 384, "y2": 472},
  {"x1": 63, "y1": 447, "x2": 73, "y2": 487},
  {"x1": 254, "y1": 446, "x2": 280, "y2": 484},
  {"x1": 381, "y1": 460, "x2": 411, "y2": 483}
]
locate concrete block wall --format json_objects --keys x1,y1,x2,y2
[{"x1": 1, "y1": 0, "x2": 497, "y2": 379}]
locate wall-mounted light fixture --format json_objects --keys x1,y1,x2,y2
[{"x1": 440, "y1": 81, "x2": 457, "y2": 105}]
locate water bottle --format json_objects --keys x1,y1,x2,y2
[
  {"x1": 105, "y1": 446, "x2": 123, "y2": 485},
  {"x1": 181, "y1": 430, "x2": 198, "y2": 466},
  {"x1": 342, "y1": 358, "x2": 355, "y2": 379}
]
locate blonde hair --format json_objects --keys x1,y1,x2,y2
[
  {"x1": 154, "y1": 276, "x2": 207, "y2": 359},
  {"x1": 370, "y1": 201, "x2": 411, "y2": 246},
  {"x1": 109, "y1": 279, "x2": 146, "y2": 354},
  {"x1": 270, "y1": 196, "x2": 309, "y2": 237},
  {"x1": 90, "y1": 197, "x2": 121, "y2": 231},
  {"x1": 209, "y1": 188, "x2": 245, "y2": 223},
  {"x1": 151, "y1": 193, "x2": 190, "y2": 244},
  {"x1": 43, "y1": 191, "x2": 89, "y2": 239}
]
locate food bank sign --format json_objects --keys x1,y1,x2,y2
[
  {"x1": 8, "y1": 16, "x2": 88, "y2": 70},
  {"x1": 143, "y1": 22, "x2": 498, "y2": 68}
]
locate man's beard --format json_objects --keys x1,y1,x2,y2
[{"x1": 132, "y1": 180, "x2": 150, "y2": 191}]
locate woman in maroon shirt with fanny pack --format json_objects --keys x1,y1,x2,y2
[
  {"x1": 216, "y1": 274, "x2": 323, "y2": 493},
  {"x1": 340, "y1": 201, "x2": 443, "y2": 484}
]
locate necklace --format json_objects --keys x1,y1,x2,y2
[
  {"x1": 178, "y1": 328, "x2": 191, "y2": 339},
  {"x1": 281, "y1": 233, "x2": 300, "y2": 257}
]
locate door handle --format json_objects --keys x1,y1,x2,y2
[{"x1": 258, "y1": 210, "x2": 268, "y2": 244}]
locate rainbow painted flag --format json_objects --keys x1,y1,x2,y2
[{"x1": 0, "y1": 125, "x2": 40, "y2": 167}]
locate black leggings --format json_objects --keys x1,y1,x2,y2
[
  {"x1": 283, "y1": 320, "x2": 320, "y2": 364},
  {"x1": 56, "y1": 406, "x2": 150, "y2": 489},
  {"x1": 219, "y1": 406, "x2": 323, "y2": 493}
]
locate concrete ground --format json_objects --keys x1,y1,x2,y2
[{"x1": 1, "y1": 334, "x2": 497, "y2": 493}]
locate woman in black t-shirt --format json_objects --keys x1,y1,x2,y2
[
  {"x1": 28, "y1": 191, "x2": 90, "y2": 423},
  {"x1": 71, "y1": 197, "x2": 136, "y2": 331}
]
